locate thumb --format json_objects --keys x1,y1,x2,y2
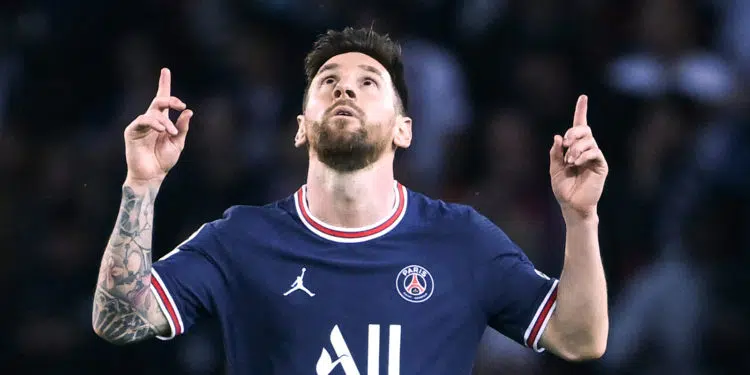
[
  {"x1": 549, "y1": 135, "x2": 565, "y2": 172},
  {"x1": 172, "y1": 109, "x2": 193, "y2": 148}
]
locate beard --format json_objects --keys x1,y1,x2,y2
[{"x1": 307, "y1": 114, "x2": 392, "y2": 173}]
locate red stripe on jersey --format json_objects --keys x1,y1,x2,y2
[
  {"x1": 297, "y1": 183, "x2": 406, "y2": 239},
  {"x1": 151, "y1": 275, "x2": 182, "y2": 335},
  {"x1": 526, "y1": 286, "x2": 558, "y2": 348}
]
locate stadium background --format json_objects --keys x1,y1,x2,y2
[{"x1": 1, "y1": 0, "x2": 748, "y2": 374}]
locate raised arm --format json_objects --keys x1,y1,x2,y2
[
  {"x1": 540, "y1": 95, "x2": 609, "y2": 360},
  {"x1": 93, "y1": 182, "x2": 168, "y2": 344},
  {"x1": 92, "y1": 68, "x2": 193, "y2": 344}
]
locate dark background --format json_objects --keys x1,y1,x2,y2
[{"x1": 1, "y1": 0, "x2": 748, "y2": 374}]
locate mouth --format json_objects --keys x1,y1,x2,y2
[{"x1": 332, "y1": 107, "x2": 355, "y2": 117}]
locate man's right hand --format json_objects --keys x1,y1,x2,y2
[{"x1": 124, "y1": 68, "x2": 193, "y2": 185}]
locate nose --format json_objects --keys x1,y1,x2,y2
[{"x1": 333, "y1": 84, "x2": 356, "y2": 100}]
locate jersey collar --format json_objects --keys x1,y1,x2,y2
[{"x1": 294, "y1": 181, "x2": 408, "y2": 243}]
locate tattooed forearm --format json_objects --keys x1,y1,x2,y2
[
  {"x1": 93, "y1": 287, "x2": 157, "y2": 344},
  {"x1": 93, "y1": 184, "x2": 169, "y2": 344}
]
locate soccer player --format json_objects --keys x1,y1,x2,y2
[{"x1": 92, "y1": 28, "x2": 609, "y2": 374}]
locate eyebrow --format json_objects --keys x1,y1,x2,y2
[
  {"x1": 317, "y1": 63, "x2": 339, "y2": 76},
  {"x1": 316, "y1": 63, "x2": 384, "y2": 79},
  {"x1": 358, "y1": 64, "x2": 384, "y2": 78}
]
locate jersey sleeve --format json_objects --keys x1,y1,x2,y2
[
  {"x1": 469, "y1": 209, "x2": 559, "y2": 353},
  {"x1": 150, "y1": 221, "x2": 227, "y2": 340}
]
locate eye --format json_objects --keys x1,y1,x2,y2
[
  {"x1": 363, "y1": 77, "x2": 377, "y2": 87},
  {"x1": 322, "y1": 76, "x2": 336, "y2": 85}
]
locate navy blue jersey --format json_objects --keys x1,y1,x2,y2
[{"x1": 150, "y1": 182, "x2": 558, "y2": 375}]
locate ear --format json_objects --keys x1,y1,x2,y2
[
  {"x1": 294, "y1": 115, "x2": 308, "y2": 148},
  {"x1": 393, "y1": 115, "x2": 412, "y2": 149}
]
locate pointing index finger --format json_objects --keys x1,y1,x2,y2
[
  {"x1": 156, "y1": 68, "x2": 171, "y2": 98},
  {"x1": 573, "y1": 94, "x2": 588, "y2": 127}
]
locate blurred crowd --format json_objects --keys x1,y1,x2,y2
[{"x1": 1, "y1": 0, "x2": 748, "y2": 374}]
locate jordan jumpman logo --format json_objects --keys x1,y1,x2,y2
[{"x1": 283, "y1": 267, "x2": 316, "y2": 297}]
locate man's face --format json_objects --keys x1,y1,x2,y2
[{"x1": 297, "y1": 52, "x2": 410, "y2": 172}]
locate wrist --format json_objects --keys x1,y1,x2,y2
[
  {"x1": 561, "y1": 206, "x2": 599, "y2": 227},
  {"x1": 123, "y1": 176, "x2": 163, "y2": 194}
]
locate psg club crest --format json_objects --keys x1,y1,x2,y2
[{"x1": 396, "y1": 265, "x2": 434, "y2": 303}]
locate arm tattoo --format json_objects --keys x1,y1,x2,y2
[
  {"x1": 93, "y1": 185, "x2": 169, "y2": 344},
  {"x1": 92, "y1": 288, "x2": 157, "y2": 344}
]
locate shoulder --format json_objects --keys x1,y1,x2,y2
[
  {"x1": 406, "y1": 188, "x2": 492, "y2": 229},
  {"x1": 171, "y1": 194, "x2": 298, "y2": 258},
  {"x1": 406, "y1": 188, "x2": 519, "y2": 254},
  {"x1": 204, "y1": 193, "x2": 298, "y2": 234}
]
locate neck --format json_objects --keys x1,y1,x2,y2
[{"x1": 305, "y1": 155, "x2": 396, "y2": 228}]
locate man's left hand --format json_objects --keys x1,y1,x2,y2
[{"x1": 549, "y1": 95, "x2": 609, "y2": 220}]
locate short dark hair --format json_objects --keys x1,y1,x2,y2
[{"x1": 302, "y1": 27, "x2": 409, "y2": 114}]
